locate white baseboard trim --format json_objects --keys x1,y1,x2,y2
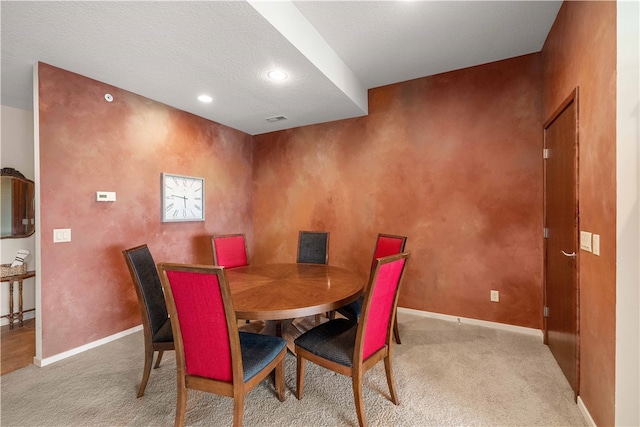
[
  {"x1": 0, "y1": 310, "x2": 36, "y2": 326},
  {"x1": 34, "y1": 324, "x2": 143, "y2": 367},
  {"x1": 577, "y1": 397, "x2": 596, "y2": 426},
  {"x1": 397, "y1": 307, "x2": 544, "y2": 340}
]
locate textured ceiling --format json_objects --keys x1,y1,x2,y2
[{"x1": 1, "y1": 1, "x2": 561, "y2": 135}]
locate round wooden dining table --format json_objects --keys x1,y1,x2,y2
[{"x1": 226, "y1": 263, "x2": 363, "y2": 321}]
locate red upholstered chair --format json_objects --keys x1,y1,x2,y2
[
  {"x1": 122, "y1": 244, "x2": 174, "y2": 398},
  {"x1": 157, "y1": 263, "x2": 286, "y2": 427},
  {"x1": 295, "y1": 252, "x2": 410, "y2": 427},
  {"x1": 211, "y1": 234, "x2": 249, "y2": 269},
  {"x1": 337, "y1": 233, "x2": 407, "y2": 343}
]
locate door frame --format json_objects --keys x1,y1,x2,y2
[{"x1": 542, "y1": 87, "x2": 580, "y2": 397}]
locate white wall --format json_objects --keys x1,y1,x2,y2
[
  {"x1": 616, "y1": 1, "x2": 640, "y2": 425},
  {"x1": 1, "y1": 105, "x2": 36, "y2": 325}
]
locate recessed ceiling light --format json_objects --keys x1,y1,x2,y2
[
  {"x1": 197, "y1": 94, "x2": 213, "y2": 103},
  {"x1": 267, "y1": 69, "x2": 288, "y2": 81}
]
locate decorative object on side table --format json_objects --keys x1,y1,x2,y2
[
  {"x1": 161, "y1": 173, "x2": 205, "y2": 222},
  {"x1": 1, "y1": 249, "x2": 30, "y2": 278}
]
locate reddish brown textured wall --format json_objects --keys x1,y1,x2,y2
[
  {"x1": 38, "y1": 63, "x2": 253, "y2": 358},
  {"x1": 253, "y1": 54, "x2": 544, "y2": 329},
  {"x1": 542, "y1": 2, "x2": 617, "y2": 426}
]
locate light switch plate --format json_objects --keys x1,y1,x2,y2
[
  {"x1": 53, "y1": 228, "x2": 71, "y2": 243},
  {"x1": 592, "y1": 234, "x2": 600, "y2": 256},
  {"x1": 580, "y1": 231, "x2": 592, "y2": 252}
]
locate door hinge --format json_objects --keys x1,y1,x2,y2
[
  {"x1": 543, "y1": 148, "x2": 550, "y2": 159},
  {"x1": 544, "y1": 228, "x2": 549, "y2": 238},
  {"x1": 544, "y1": 306, "x2": 549, "y2": 318}
]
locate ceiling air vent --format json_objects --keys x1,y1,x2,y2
[{"x1": 265, "y1": 115, "x2": 288, "y2": 123}]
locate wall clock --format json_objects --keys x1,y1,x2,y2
[{"x1": 161, "y1": 173, "x2": 205, "y2": 222}]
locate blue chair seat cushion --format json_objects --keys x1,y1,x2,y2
[
  {"x1": 294, "y1": 318, "x2": 357, "y2": 367},
  {"x1": 240, "y1": 332, "x2": 286, "y2": 382},
  {"x1": 152, "y1": 318, "x2": 173, "y2": 343}
]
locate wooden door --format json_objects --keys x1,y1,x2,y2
[{"x1": 543, "y1": 88, "x2": 579, "y2": 398}]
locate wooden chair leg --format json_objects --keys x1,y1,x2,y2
[
  {"x1": 296, "y1": 356, "x2": 306, "y2": 400},
  {"x1": 275, "y1": 360, "x2": 285, "y2": 402},
  {"x1": 154, "y1": 350, "x2": 164, "y2": 368},
  {"x1": 384, "y1": 355, "x2": 399, "y2": 405},
  {"x1": 174, "y1": 385, "x2": 187, "y2": 427},
  {"x1": 352, "y1": 372, "x2": 367, "y2": 427},
  {"x1": 393, "y1": 316, "x2": 401, "y2": 344},
  {"x1": 232, "y1": 393, "x2": 245, "y2": 427},
  {"x1": 137, "y1": 348, "x2": 154, "y2": 398}
]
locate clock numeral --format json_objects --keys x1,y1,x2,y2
[
  {"x1": 173, "y1": 210, "x2": 179, "y2": 218},
  {"x1": 195, "y1": 197, "x2": 202, "y2": 201},
  {"x1": 195, "y1": 205, "x2": 202, "y2": 211},
  {"x1": 166, "y1": 203, "x2": 174, "y2": 211},
  {"x1": 172, "y1": 177, "x2": 179, "y2": 186}
]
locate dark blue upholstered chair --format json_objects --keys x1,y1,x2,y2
[
  {"x1": 296, "y1": 231, "x2": 329, "y2": 265},
  {"x1": 122, "y1": 244, "x2": 174, "y2": 398}
]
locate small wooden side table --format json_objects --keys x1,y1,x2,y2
[{"x1": 1, "y1": 270, "x2": 36, "y2": 330}]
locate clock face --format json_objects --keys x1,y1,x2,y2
[{"x1": 161, "y1": 173, "x2": 205, "y2": 222}]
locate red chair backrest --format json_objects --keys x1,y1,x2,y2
[
  {"x1": 361, "y1": 254, "x2": 408, "y2": 360},
  {"x1": 213, "y1": 235, "x2": 248, "y2": 269},
  {"x1": 164, "y1": 268, "x2": 234, "y2": 381},
  {"x1": 370, "y1": 234, "x2": 407, "y2": 270}
]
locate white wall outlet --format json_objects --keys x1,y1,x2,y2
[
  {"x1": 490, "y1": 290, "x2": 499, "y2": 302},
  {"x1": 580, "y1": 231, "x2": 593, "y2": 252},
  {"x1": 53, "y1": 228, "x2": 71, "y2": 243},
  {"x1": 592, "y1": 234, "x2": 600, "y2": 256}
]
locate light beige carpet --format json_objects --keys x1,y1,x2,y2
[{"x1": 0, "y1": 313, "x2": 587, "y2": 426}]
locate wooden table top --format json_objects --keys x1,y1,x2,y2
[{"x1": 226, "y1": 263, "x2": 363, "y2": 321}]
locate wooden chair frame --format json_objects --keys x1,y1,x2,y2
[
  {"x1": 296, "y1": 252, "x2": 410, "y2": 427},
  {"x1": 158, "y1": 263, "x2": 286, "y2": 427},
  {"x1": 122, "y1": 244, "x2": 174, "y2": 398}
]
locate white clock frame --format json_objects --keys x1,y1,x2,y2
[{"x1": 161, "y1": 173, "x2": 205, "y2": 222}]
